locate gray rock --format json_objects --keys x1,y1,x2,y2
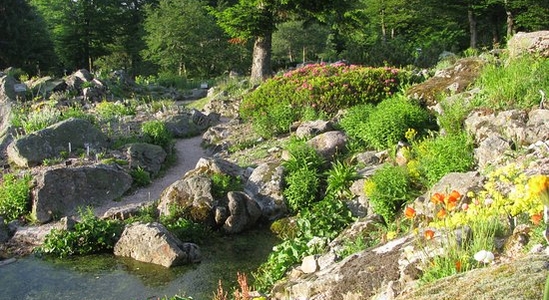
[
  {"x1": 127, "y1": 143, "x2": 167, "y2": 176},
  {"x1": 102, "y1": 202, "x2": 153, "y2": 220},
  {"x1": 244, "y1": 162, "x2": 287, "y2": 221},
  {"x1": 165, "y1": 114, "x2": 202, "y2": 138},
  {"x1": 7, "y1": 118, "x2": 108, "y2": 167},
  {"x1": 475, "y1": 135, "x2": 513, "y2": 168},
  {"x1": 306, "y1": 130, "x2": 347, "y2": 162},
  {"x1": 295, "y1": 120, "x2": 333, "y2": 139},
  {"x1": 0, "y1": 75, "x2": 17, "y2": 158},
  {"x1": 194, "y1": 157, "x2": 244, "y2": 178},
  {"x1": 508, "y1": 31, "x2": 549, "y2": 58},
  {"x1": 157, "y1": 173, "x2": 215, "y2": 224},
  {"x1": 114, "y1": 222, "x2": 201, "y2": 268},
  {"x1": 32, "y1": 164, "x2": 133, "y2": 223},
  {"x1": 222, "y1": 191, "x2": 261, "y2": 234}
]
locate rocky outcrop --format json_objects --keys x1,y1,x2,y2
[
  {"x1": 7, "y1": 118, "x2": 108, "y2": 167},
  {"x1": 126, "y1": 143, "x2": 167, "y2": 176},
  {"x1": 464, "y1": 109, "x2": 549, "y2": 168},
  {"x1": 508, "y1": 31, "x2": 549, "y2": 58},
  {"x1": 32, "y1": 164, "x2": 133, "y2": 223},
  {"x1": 406, "y1": 57, "x2": 486, "y2": 106},
  {"x1": 114, "y1": 222, "x2": 201, "y2": 268}
]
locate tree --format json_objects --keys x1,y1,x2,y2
[
  {"x1": 0, "y1": 0, "x2": 57, "y2": 74},
  {"x1": 213, "y1": 0, "x2": 358, "y2": 82},
  {"x1": 142, "y1": 0, "x2": 236, "y2": 78},
  {"x1": 272, "y1": 20, "x2": 330, "y2": 68},
  {"x1": 31, "y1": 0, "x2": 125, "y2": 72}
]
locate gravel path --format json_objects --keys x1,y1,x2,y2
[{"x1": 94, "y1": 134, "x2": 207, "y2": 217}]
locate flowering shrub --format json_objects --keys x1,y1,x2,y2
[{"x1": 240, "y1": 63, "x2": 419, "y2": 138}]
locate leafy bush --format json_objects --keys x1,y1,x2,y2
[
  {"x1": 0, "y1": 173, "x2": 32, "y2": 222},
  {"x1": 14, "y1": 105, "x2": 62, "y2": 134},
  {"x1": 210, "y1": 173, "x2": 242, "y2": 199},
  {"x1": 337, "y1": 103, "x2": 376, "y2": 141},
  {"x1": 283, "y1": 167, "x2": 321, "y2": 212},
  {"x1": 282, "y1": 138, "x2": 325, "y2": 174},
  {"x1": 358, "y1": 94, "x2": 434, "y2": 150},
  {"x1": 241, "y1": 63, "x2": 417, "y2": 137},
  {"x1": 365, "y1": 164, "x2": 415, "y2": 223},
  {"x1": 130, "y1": 166, "x2": 151, "y2": 187},
  {"x1": 324, "y1": 160, "x2": 359, "y2": 200},
  {"x1": 37, "y1": 208, "x2": 124, "y2": 257},
  {"x1": 141, "y1": 120, "x2": 173, "y2": 150},
  {"x1": 95, "y1": 100, "x2": 136, "y2": 120},
  {"x1": 160, "y1": 205, "x2": 210, "y2": 243},
  {"x1": 414, "y1": 132, "x2": 475, "y2": 187}
]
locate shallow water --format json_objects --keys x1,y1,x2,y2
[{"x1": 0, "y1": 228, "x2": 279, "y2": 300}]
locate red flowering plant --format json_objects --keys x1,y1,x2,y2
[{"x1": 240, "y1": 63, "x2": 419, "y2": 138}]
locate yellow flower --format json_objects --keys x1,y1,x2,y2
[{"x1": 528, "y1": 174, "x2": 549, "y2": 205}]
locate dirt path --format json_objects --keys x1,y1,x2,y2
[{"x1": 93, "y1": 134, "x2": 207, "y2": 217}]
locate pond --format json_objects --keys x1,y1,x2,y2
[{"x1": 0, "y1": 228, "x2": 279, "y2": 300}]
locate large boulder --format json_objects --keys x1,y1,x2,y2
[
  {"x1": 508, "y1": 31, "x2": 549, "y2": 58},
  {"x1": 114, "y1": 222, "x2": 201, "y2": 268},
  {"x1": 0, "y1": 75, "x2": 17, "y2": 157},
  {"x1": 222, "y1": 191, "x2": 262, "y2": 234},
  {"x1": 244, "y1": 162, "x2": 287, "y2": 221},
  {"x1": 157, "y1": 173, "x2": 216, "y2": 224},
  {"x1": 7, "y1": 118, "x2": 108, "y2": 167},
  {"x1": 306, "y1": 130, "x2": 347, "y2": 162},
  {"x1": 32, "y1": 164, "x2": 133, "y2": 223},
  {"x1": 126, "y1": 143, "x2": 167, "y2": 176}
]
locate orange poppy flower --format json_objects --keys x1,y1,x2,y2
[
  {"x1": 531, "y1": 212, "x2": 543, "y2": 225},
  {"x1": 424, "y1": 229, "x2": 435, "y2": 240},
  {"x1": 449, "y1": 190, "x2": 461, "y2": 201},
  {"x1": 431, "y1": 192, "x2": 445, "y2": 205},
  {"x1": 455, "y1": 260, "x2": 462, "y2": 272},
  {"x1": 404, "y1": 206, "x2": 416, "y2": 219},
  {"x1": 437, "y1": 208, "x2": 447, "y2": 219}
]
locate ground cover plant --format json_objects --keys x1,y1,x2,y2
[{"x1": 0, "y1": 173, "x2": 32, "y2": 222}]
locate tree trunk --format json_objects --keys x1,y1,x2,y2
[
  {"x1": 504, "y1": 0, "x2": 515, "y2": 38},
  {"x1": 250, "y1": 33, "x2": 272, "y2": 83},
  {"x1": 468, "y1": 8, "x2": 477, "y2": 49}
]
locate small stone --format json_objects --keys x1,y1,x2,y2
[{"x1": 301, "y1": 255, "x2": 318, "y2": 274}]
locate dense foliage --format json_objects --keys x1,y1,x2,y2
[
  {"x1": 240, "y1": 63, "x2": 418, "y2": 137},
  {"x1": 0, "y1": 173, "x2": 32, "y2": 222},
  {"x1": 37, "y1": 208, "x2": 124, "y2": 257}
]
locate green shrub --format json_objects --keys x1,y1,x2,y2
[
  {"x1": 0, "y1": 173, "x2": 32, "y2": 222},
  {"x1": 415, "y1": 132, "x2": 475, "y2": 187},
  {"x1": 338, "y1": 103, "x2": 376, "y2": 140},
  {"x1": 437, "y1": 97, "x2": 472, "y2": 136},
  {"x1": 358, "y1": 94, "x2": 434, "y2": 150},
  {"x1": 282, "y1": 138, "x2": 325, "y2": 174},
  {"x1": 95, "y1": 100, "x2": 136, "y2": 120},
  {"x1": 130, "y1": 166, "x2": 151, "y2": 187},
  {"x1": 364, "y1": 164, "x2": 414, "y2": 223},
  {"x1": 283, "y1": 167, "x2": 321, "y2": 212},
  {"x1": 210, "y1": 173, "x2": 242, "y2": 199},
  {"x1": 324, "y1": 161, "x2": 359, "y2": 200},
  {"x1": 37, "y1": 208, "x2": 124, "y2": 257},
  {"x1": 160, "y1": 205, "x2": 210, "y2": 243},
  {"x1": 19, "y1": 105, "x2": 62, "y2": 134},
  {"x1": 141, "y1": 120, "x2": 173, "y2": 150},
  {"x1": 240, "y1": 63, "x2": 417, "y2": 137}
]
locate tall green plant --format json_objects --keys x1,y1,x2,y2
[{"x1": 0, "y1": 173, "x2": 32, "y2": 222}]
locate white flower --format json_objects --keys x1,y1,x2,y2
[{"x1": 474, "y1": 250, "x2": 494, "y2": 264}]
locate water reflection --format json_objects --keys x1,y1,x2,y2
[{"x1": 0, "y1": 227, "x2": 279, "y2": 299}]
